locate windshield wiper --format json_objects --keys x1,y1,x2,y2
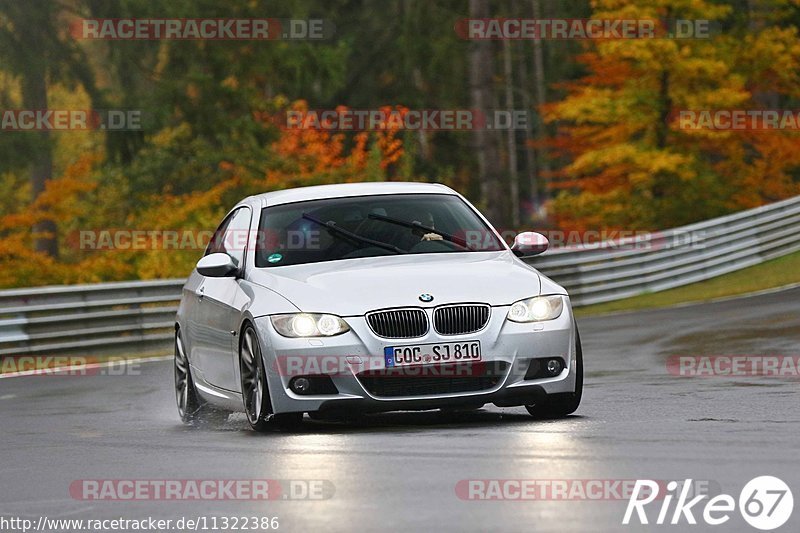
[
  {"x1": 367, "y1": 212, "x2": 474, "y2": 250},
  {"x1": 302, "y1": 213, "x2": 407, "y2": 254}
]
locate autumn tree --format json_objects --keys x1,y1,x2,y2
[
  {"x1": 0, "y1": 1, "x2": 60, "y2": 256},
  {"x1": 546, "y1": 0, "x2": 800, "y2": 231}
]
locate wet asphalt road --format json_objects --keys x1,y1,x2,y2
[{"x1": 1, "y1": 287, "x2": 798, "y2": 532}]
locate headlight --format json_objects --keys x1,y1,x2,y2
[
  {"x1": 270, "y1": 313, "x2": 350, "y2": 337},
  {"x1": 507, "y1": 295, "x2": 564, "y2": 322}
]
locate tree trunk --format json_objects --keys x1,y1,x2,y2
[
  {"x1": 469, "y1": 0, "x2": 505, "y2": 226},
  {"x1": 503, "y1": 38, "x2": 520, "y2": 227},
  {"x1": 19, "y1": 6, "x2": 57, "y2": 258},
  {"x1": 530, "y1": 0, "x2": 550, "y2": 219},
  {"x1": 516, "y1": 39, "x2": 540, "y2": 221}
]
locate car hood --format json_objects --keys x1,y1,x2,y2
[{"x1": 247, "y1": 251, "x2": 546, "y2": 316}]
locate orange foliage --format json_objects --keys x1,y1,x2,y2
[
  {"x1": 0, "y1": 100, "x2": 414, "y2": 287},
  {"x1": 264, "y1": 100, "x2": 407, "y2": 188}
]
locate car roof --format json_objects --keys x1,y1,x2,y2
[{"x1": 240, "y1": 181, "x2": 457, "y2": 209}]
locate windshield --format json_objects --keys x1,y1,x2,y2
[{"x1": 255, "y1": 193, "x2": 504, "y2": 268}]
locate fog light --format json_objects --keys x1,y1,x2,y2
[
  {"x1": 546, "y1": 359, "x2": 562, "y2": 376},
  {"x1": 524, "y1": 357, "x2": 566, "y2": 380},
  {"x1": 291, "y1": 377, "x2": 311, "y2": 394}
]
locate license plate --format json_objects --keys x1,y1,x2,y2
[{"x1": 384, "y1": 341, "x2": 481, "y2": 368}]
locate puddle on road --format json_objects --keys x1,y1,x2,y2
[{"x1": 665, "y1": 315, "x2": 799, "y2": 356}]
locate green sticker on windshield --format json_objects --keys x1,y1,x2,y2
[{"x1": 267, "y1": 253, "x2": 283, "y2": 264}]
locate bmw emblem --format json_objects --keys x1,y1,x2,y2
[{"x1": 419, "y1": 293, "x2": 434, "y2": 302}]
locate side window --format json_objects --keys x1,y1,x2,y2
[
  {"x1": 205, "y1": 207, "x2": 252, "y2": 268},
  {"x1": 224, "y1": 207, "x2": 252, "y2": 267},
  {"x1": 205, "y1": 214, "x2": 234, "y2": 257}
]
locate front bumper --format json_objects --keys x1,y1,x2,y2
[{"x1": 254, "y1": 300, "x2": 576, "y2": 414}]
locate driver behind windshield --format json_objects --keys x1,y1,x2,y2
[{"x1": 418, "y1": 212, "x2": 443, "y2": 242}]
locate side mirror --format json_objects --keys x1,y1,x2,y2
[
  {"x1": 196, "y1": 253, "x2": 238, "y2": 277},
  {"x1": 511, "y1": 231, "x2": 549, "y2": 257}
]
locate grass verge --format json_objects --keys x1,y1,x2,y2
[{"x1": 574, "y1": 249, "x2": 800, "y2": 317}]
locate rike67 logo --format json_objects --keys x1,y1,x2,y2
[{"x1": 623, "y1": 476, "x2": 793, "y2": 530}]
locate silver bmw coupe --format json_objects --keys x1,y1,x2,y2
[{"x1": 175, "y1": 182, "x2": 582, "y2": 431}]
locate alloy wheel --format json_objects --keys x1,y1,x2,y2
[
  {"x1": 174, "y1": 333, "x2": 190, "y2": 419},
  {"x1": 241, "y1": 327, "x2": 265, "y2": 425}
]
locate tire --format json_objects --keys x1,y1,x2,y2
[
  {"x1": 174, "y1": 329, "x2": 229, "y2": 425},
  {"x1": 239, "y1": 324, "x2": 303, "y2": 432},
  {"x1": 525, "y1": 324, "x2": 583, "y2": 419}
]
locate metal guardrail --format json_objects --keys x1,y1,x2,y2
[
  {"x1": 525, "y1": 194, "x2": 800, "y2": 306},
  {"x1": 2, "y1": 195, "x2": 799, "y2": 356},
  {"x1": 0, "y1": 279, "x2": 184, "y2": 356}
]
